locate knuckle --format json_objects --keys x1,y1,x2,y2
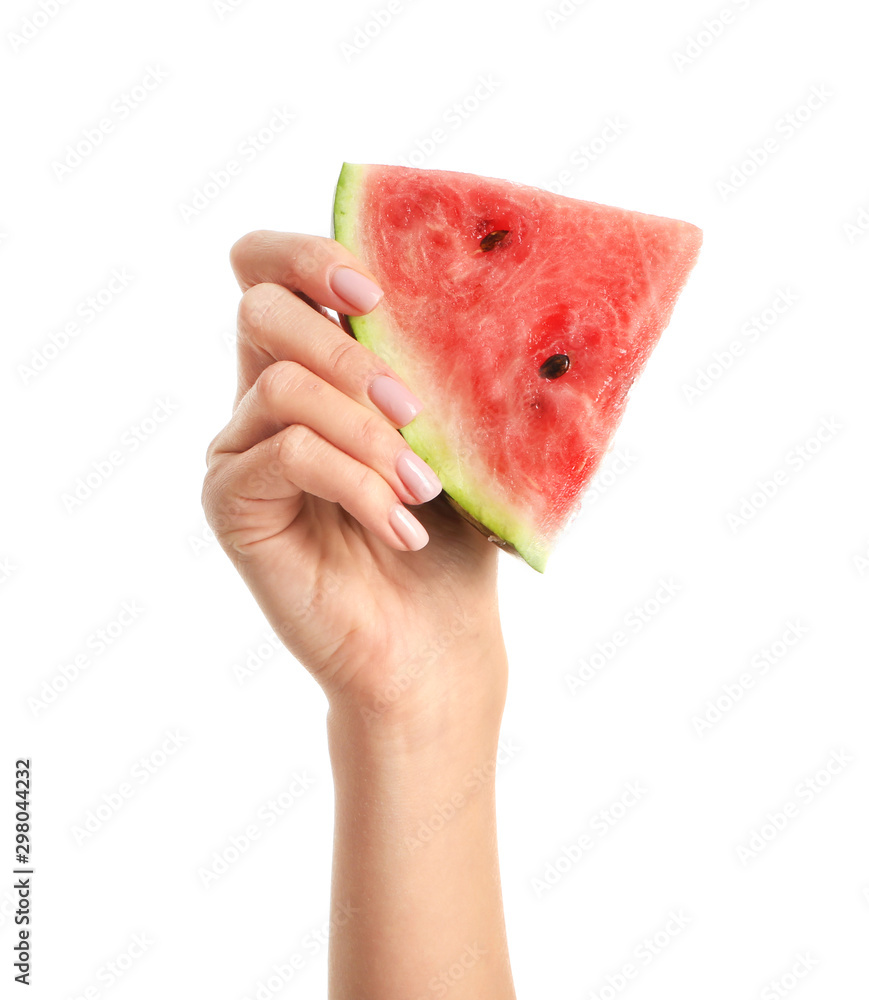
[
  {"x1": 341, "y1": 462, "x2": 381, "y2": 510},
  {"x1": 326, "y1": 337, "x2": 365, "y2": 388},
  {"x1": 229, "y1": 229, "x2": 267, "y2": 272},
  {"x1": 291, "y1": 235, "x2": 339, "y2": 280},
  {"x1": 256, "y1": 360, "x2": 303, "y2": 406},
  {"x1": 200, "y1": 469, "x2": 215, "y2": 515},
  {"x1": 355, "y1": 411, "x2": 384, "y2": 456},
  {"x1": 275, "y1": 423, "x2": 314, "y2": 468},
  {"x1": 200, "y1": 465, "x2": 234, "y2": 534},
  {"x1": 237, "y1": 281, "x2": 285, "y2": 334},
  {"x1": 203, "y1": 429, "x2": 221, "y2": 468}
]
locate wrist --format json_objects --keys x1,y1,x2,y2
[
  {"x1": 325, "y1": 647, "x2": 508, "y2": 762},
  {"x1": 326, "y1": 698, "x2": 504, "y2": 771},
  {"x1": 325, "y1": 693, "x2": 506, "y2": 842}
]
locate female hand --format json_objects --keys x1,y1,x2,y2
[{"x1": 202, "y1": 231, "x2": 507, "y2": 735}]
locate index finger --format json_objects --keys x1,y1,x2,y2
[
  {"x1": 229, "y1": 231, "x2": 425, "y2": 428},
  {"x1": 230, "y1": 230, "x2": 384, "y2": 317}
]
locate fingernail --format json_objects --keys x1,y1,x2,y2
[
  {"x1": 330, "y1": 266, "x2": 383, "y2": 314},
  {"x1": 369, "y1": 374, "x2": 423, "y2": 427},
  {"x1": 389, "y1": 504, "x2": 429, "y2": 551},
  {"x1": 396, "y1": 448, "x2": 442, "y2": 504}
]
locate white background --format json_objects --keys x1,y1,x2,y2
[{"x1": 3, "y1": 0, "x2": 868, "y2": 997}]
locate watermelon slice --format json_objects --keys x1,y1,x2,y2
[{"x1": 333, "y1": 163, "x2": 702, "y2": 571}]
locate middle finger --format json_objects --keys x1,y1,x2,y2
[
  {"x1": 235, "y1": 282, "x2": 423, "y2": 429},
  {"x1": 211, "y1": 360, "x2": 443, "y2": 508}
]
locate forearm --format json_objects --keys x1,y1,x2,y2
[{"x1": 325, "y1": 669, "x2": 516, "y2": 1000}]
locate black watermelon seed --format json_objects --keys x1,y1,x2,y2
[
  {"x1": 539, "y1": 354, "x2": 570, "y2": 380},
  {"x1": 480, "y1": 230, "x2": 510, "y2": 251}
]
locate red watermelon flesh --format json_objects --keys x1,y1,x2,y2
[{"x1": 333, "y1": 163, "x2": 702, "y2": 571}]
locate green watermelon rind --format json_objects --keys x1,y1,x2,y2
[{"x1": 332, "y1": 162, "x2": 549, "y2": 572}]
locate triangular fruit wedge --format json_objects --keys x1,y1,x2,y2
[{"x1": 333, "y1": 163, "x2": 702, "y2": 571}]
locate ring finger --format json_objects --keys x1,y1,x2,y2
[{"x1": 208, "y1": 360, "x2": 443, "y2": 508}]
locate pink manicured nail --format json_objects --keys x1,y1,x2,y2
[
  {"x1": 330, "y1": 266, "x2": 383, "y2": 313},
  {"x1": 389, "y1": 504, "x2": 429, "y2": 551},
  {"x1": 369, "y1": 374, "x2": 423, "y2": 427},
  {"x1": 396, "y1": 448, "x2": 442, "y2": 504}
]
